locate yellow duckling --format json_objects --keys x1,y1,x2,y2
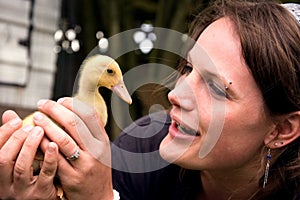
[
  {"x1": 23, "y1": 54, "x2": 132, "y2": 200},
  {"x1": 24, "y1": 54, "x2": 132, "y2": 126}
]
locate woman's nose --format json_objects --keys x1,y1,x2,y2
[{"x1": 168, "y1": 77, "x2": 195, "y2": 111}]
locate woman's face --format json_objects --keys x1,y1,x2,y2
[{"x1": 159, "y1": 17, "x2": 275, "y2": 171}]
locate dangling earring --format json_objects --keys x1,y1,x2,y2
[{"x1": 263, "y1": 148, "x2": 271, "y2": 188}]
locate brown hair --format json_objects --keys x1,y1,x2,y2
[{"x1": 186, "y1": 0, "x2": 300, "y2": 199}]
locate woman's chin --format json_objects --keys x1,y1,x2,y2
[{"x1": 159, "y1": 133, "x2": 194, "y2": 164}]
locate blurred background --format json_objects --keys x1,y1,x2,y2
[{"x1": 0, "y1": 0, "x2": 298, "y2": 139}]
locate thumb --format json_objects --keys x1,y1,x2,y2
[{"x1": 37, "y1": 142, "x2": 58, "y2": 190}]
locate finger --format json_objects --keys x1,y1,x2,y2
[
  {"x1": 36, "y1": 99, "x2": 107, "y2": 162},
  {"x1": 58, "y1": 97, "x2": 107, "y2": 141},
  {"x1": 0, "y1": 155, "x2": 13, "y2": 190},
  {"x1": 37, "y1": 142, "x2": 58, "y2": 190},
  {"x1": 35, "y1": 99, "x2": 90, "y2": 147},
  {"x1": 1, "y1": 110, "x2": 22, "y2": 148},
  {"x1": 0, "y1": 159, "x2": 13, "y2": 194},
  {"x1": 57, "y1": 98, "x2": 109, "y2": 161},
  {"x1": 0, "y1": 116, "x2": 23, "y2": 148},
  {"x1": 32, "y1": 111, "x2": 79, "y2": 159},
  {"x1": 2, "y1": 110, "x2": 20, "y2": 124},
  {"x1": 40, "y1": 137, "x2": 76, "y2": 181},
  {"x1": 1, "y1": 125, "x2": 32, "y2": 161},
  {"x1": 0, "y1": 125, "x2": 31, "y2": 190},
  {"x1": 36, "y1": 99, "x2": 89, "y2": 143},
  {"x1": 13, "y1": 126, "x2": 44, "y2": 190}
]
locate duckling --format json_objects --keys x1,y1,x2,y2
[
  {"x1": 24, "y1": 54, "x2": 132, "y2": 126},
  {"x1": 23, "y1": 54, "x2": 132, "y2": 200}
]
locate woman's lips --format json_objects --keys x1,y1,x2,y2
[
  {"x1": 168, "y1": 121, "x2": 200, "y2": 139},
  {"x1": 176, "y1": 122, "x2": 199, "y2": 136}
]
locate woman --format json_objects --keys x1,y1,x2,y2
[{"x1": 1, "y1": 0, "x2": 300, "y2": 199}]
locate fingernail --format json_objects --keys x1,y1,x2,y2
[
  {"x1": 33, "y1": 112, "x2": 43, "y2": 121},
  {"x1": 9, "y1": 118, "x2": 22, "y2": 127},
  {"x1": 48, "y1": 142, "x2": 57, "y2": 153},
  {"x1": 57, "y1": 98, "x2": 65, "y2": 104},
  {"x1": 37, "y1": 99, "x2": 47, "y2": 108},
  {"x1": 32, "y1": 127, "x2": 42, "y2": 137},
  {"x1": 22, "y1": 125, "x2": 33, "y2": 132}
]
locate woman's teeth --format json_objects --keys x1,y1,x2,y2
[{"x1": 176, "y1": 123, "x2": 199, "y2": 136}]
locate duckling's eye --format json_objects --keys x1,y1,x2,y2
[{"x1": 106, "y1": 68, "x2": 114, "y2": 74}]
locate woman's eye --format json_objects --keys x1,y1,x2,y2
[
  {"x1": 207, "y1": 81, "x2": 226, "y2": 98},
  {"x1": 181, "y1": 65, "x2": 193, "y2": 75}
]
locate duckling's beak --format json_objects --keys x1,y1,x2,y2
[{"x1": 112, "y1": 79, "x2": 132, "y2": 104}]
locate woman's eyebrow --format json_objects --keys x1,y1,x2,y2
[{"x1": 188, "y1": 54, "x2": 225, "y2": 81}]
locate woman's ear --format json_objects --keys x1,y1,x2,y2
[{"x1": 265, "y1": 111, "x2": 300, "y2": 149}]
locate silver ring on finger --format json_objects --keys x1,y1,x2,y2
[{"x1": 66, "y1": 146, "x2": 81, "y2": 161}]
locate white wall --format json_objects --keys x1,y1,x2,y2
[{"x1": 0, "y1": 0, "x2": 60, "y2": 109}]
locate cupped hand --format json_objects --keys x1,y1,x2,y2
[
  {"x1": 0, "y1": 110, "x2": 59, "y2": 200},
  {"x1": 33, "y1": 98, "x2": 114, "y2": 200}
]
